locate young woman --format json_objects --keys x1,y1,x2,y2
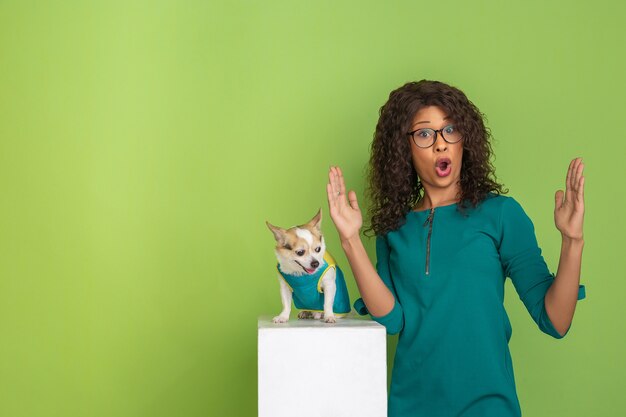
[{"x1": 326, "y1": 80, "x2": 585, "y2": 417}]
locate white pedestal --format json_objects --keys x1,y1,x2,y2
[{"x1": 258, "y1": 315, "x2": 387, "y2": 417}]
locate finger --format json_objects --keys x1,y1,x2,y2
[
  {"x1": 326, "y1": 183, "x2": 337, "y2": 211},
  {"x1": 332, "y1": 166, "x2": 348, "y2": 209},
  {"x1": 337, "y1": 166, "x2": 347, "y2": 197},
  {"x1": 329, "y1": 166, "x2": 339, "y2": 197},
  {"x1": 332, "y1": 166, "x2": 341, "y2": 197},
  {"x1": 348, "y1": 190, "x2": 359, "y2": 210},
  {"x1": 554, "y1": 190, "x2": 564, "y2": 210},
  {"x1": 328, "y1": 169, "x2": 340, "y2": 209},
  {"x1": 565, "y1": 158, "x2": 576, "y2": 203},
  {"x1": 576, "y1": 175, "x2": 585, "y2": 206},
  {"x1": 567, "y1": 157, "x2": 583, "y2": 204},
  {"x1": 570, "y1": 161, "x2": 582, "y2": 197},
  {"x1": 571, "y1": 158, "x2": 583, "y2": 190}
]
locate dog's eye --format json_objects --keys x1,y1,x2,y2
[
  {"x1": 296, "y1": 249, "x2": 305, "y2": 256},
  {"x1": 315, "y1": 247, "x2": 321, "y2": 253}
]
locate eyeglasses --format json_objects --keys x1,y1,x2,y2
[{"x1": 407, "y1": 124, "x2": 462, "y2": 148}]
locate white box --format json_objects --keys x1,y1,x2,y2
[{"x1": 258, "y1": 315, "x2": 387, "y2": 417}]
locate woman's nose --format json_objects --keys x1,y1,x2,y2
[{"x1": 434, "y1": 133, "x2": 447, "y2": 152}]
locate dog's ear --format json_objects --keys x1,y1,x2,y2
[
  {"x1": 307, "y1": 208, "x2": 322, "y2": 231},
  {"x1": 266, "y1": 221, "x2": 287, "y2": 245}
]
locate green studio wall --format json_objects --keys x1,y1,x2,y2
[{"x1": 0, "y1": 1, "x2": 624, "y2": 416}]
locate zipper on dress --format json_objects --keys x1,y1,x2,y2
[{"x1": 423, "y1": 207, "x2": 435, "y2": 276}]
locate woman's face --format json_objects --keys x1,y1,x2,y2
[{"x1": 408, "y1": 105, "x2": 463, "y2": 196}]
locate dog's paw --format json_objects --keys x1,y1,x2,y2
[
  {"x1": 312, "y1": 312, "x2": 323, "y2": 320},
  {"x1": 272, "y1": 315, "x2": 288, "y2": 323},
  {"x1": 324, "y1": 315, "x2": 336, "y2": 323},
  {"x1": 298, "y1": 311, "x2": 314, "y2": 319}
]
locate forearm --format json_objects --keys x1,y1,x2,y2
[
  {"x1": 545, "y1": 237, "x2": 584, "y2": 336},
  {"x1": 341, "y1": 236, "x2": 395, "y2": 317}
]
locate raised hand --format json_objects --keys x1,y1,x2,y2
[
  {"x1": 554, "y1": 157, "x2": 585, "y2": 240},
  {"x1": 326, "y1": 166, "x2": 363, "y2": 243}
]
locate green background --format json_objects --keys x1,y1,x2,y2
[{"x1": 1, "y1": 1, "x2": 624, "y2": 416}]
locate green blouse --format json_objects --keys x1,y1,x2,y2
[{"x1": 354, "y1": 194, "x2": 586, "y2": 417}]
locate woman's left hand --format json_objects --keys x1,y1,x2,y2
[{"x1": 554, "y1": 157, "x2": 585, "y2": 240}]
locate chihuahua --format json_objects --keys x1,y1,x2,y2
[{"x1": 266, "y1": 209, "x2": 351, "y2": 323}]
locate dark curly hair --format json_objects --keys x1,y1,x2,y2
[{"x1": 364, "y1": 80, "x2": 507, "y2": 237}]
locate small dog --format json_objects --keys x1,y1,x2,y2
[{"x1": 266, "y1": 209, "x2": 351, "y2": 323}]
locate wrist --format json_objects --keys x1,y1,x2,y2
[
  {"x1": 561, "y1": 235, "x2": 584, "y2": 248},
  {"x1": 341, "y1": 234, "x2": 363, "y2": 251}
]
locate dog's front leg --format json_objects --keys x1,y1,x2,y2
[
  {"x1": 321, "y1": 268, "x2": 337, "y2": 323},
  {"x1": 273, "y1": 275, "x2": 292, "y2": 323}
]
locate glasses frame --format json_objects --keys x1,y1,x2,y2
[{"x1": 407, "y1": 124, "x2": 462, "y2": 149}]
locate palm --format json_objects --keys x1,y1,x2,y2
[
  {"x1": 554, "y1": 157, "x2": 585, "y2": 240},
  {"x1": 326, "y1": 166, "x2": 362, "y2": 241}
]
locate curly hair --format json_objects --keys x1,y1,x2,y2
[{"x1": 364, "y1": 80, "x2": 507, "y2": 237}]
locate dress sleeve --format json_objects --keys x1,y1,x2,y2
[
  {"x1": 353, "y1": 235, "x2": 404, "y2": 335},
  {"x1": 499, "y1": 197, "x2": 586, "y2": 339}
]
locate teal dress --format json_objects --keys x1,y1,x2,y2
[{"x1": 354, "y1": 194, "x2": 586, "y2": 417}]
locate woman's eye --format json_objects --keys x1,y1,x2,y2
[
  {"x1": 315, "y1": 247, "x2": 321, "y2": 253},
  {"x1": 417, "y1": 130, "x2": 432, "y2": 138},
  {"x1": 296, "y1": 250, "x2": 305, "y2": 256},
  {"x1": 444, "y1": 125, "x2": 455, "y2": 134}
]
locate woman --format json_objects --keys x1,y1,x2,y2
[{"x1": 326, "y1": 80, "x2": 585, "y2": 417}]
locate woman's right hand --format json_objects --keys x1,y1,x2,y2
[{"x1": 326, "y1": 166, "x2": 363, "y2": 243}]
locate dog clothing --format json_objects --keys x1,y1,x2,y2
[
  {"x1": 354, "y1": 194, "x2": 586, "y2": 417},
  {"x1": 277, "y1": 251, "x2": 351, "y2": 314}
]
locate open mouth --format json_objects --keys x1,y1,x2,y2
[
  {"x1": 435, "y1": 158, "x2": 452, "y2": 177},
  {"x1": 295, "y1": 261, "x2": 317, "y2": 275}
]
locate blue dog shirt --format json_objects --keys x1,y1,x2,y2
[{"x1": 277, "y1": 251, "x2": 351, "y2": 314}]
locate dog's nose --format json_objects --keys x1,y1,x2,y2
[{"x1": 311, "y1": 260, "x2": 319, "y2": 269}]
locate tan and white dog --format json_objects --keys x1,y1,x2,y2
[{"x1": 266, "y1": 209, "x2": 350, "y2": 323}]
